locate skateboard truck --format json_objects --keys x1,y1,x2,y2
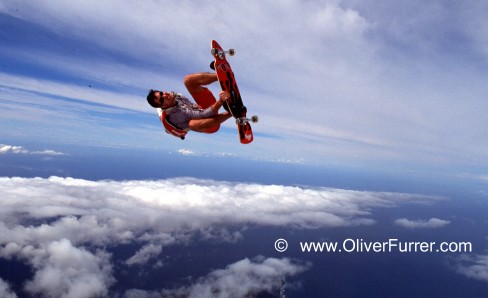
[
  {"x1": 236, "y1": 115, "x2": 259, "y2": 125},
  {"x1": 211, "y1": 48, "x2": 235, "y2": 59}
]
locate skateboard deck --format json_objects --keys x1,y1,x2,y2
[{"x1": 211, "y1": 40, "x2": 257, "y2": 144}]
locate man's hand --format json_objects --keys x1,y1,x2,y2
[
  {"x1": 211, "y1": 91, "x2": 231, "y2": 113},
  {"x1": 218, "y1": 91, "x2": 231, "y2": 104}
]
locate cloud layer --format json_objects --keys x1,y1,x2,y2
[
  {"x1": 0, "y1": 176, "x2": 442, "y2": 296},
  {"x1": 394, "y1": 217, "x2": 451, "y2": 229}
]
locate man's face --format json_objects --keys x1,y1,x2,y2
[{"x1": 154, "y1": 91, "x2": 175, "y2": 109}]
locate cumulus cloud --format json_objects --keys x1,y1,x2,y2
[
  {"x1": 0, "y1": 144, "x2": 66, "y2": 156},
  {"x1": 0, "y1": 176, "x2": 443, "y2": 296},
  {"x1": 180, "y1": 257, "x2": 307, "y2": 298},
  {"x1": 394, "y1": 217, "x2": 451, "y2": 229},
  {"x1": 0, "y1": 279, "x2": 17, "y2": 298},
  {"x1": 456, "y1": 254, "x2": 488, "y2": 283},
  {"x1": 124, "y1": 256, "x2": 309, "y2": 298},
  {"x1": 23, "y1": 239, "x2": 113, "y2": 298}
]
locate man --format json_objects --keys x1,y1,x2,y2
[{"x1": 147, "y1": 72, "x2": 232, "y2": 139}]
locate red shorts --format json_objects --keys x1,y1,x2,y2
[
  {"x1": 189, "y1": 87, "x2": 220, "y2": 134},
  {"x1": 190, "y1": 87, "x2": 216, "y2": 109}
]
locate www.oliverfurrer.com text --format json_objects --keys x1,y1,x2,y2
[{"x1": 298, "y1": 238, "x2": 472, "y2": 253}]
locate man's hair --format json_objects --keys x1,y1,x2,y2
[{"x1": 146, "y1": 89, "x2": 159, "y2": 108}]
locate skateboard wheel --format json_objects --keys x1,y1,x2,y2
[
  {"x1": 251, "y1": 115, "x2": 259, "y2": 123},
  {"x1": 210, "y1": 61, "x2": 215, "y2": 70},
  {"x1": 228, "y1": 49, "x2": 235, "y2": 56},
  {"x1": 211, "y1": 48, "x2": 218, "y2": 55},
  {"x1": 236, "y1": 118, "x2": 246, "y2": 125}
]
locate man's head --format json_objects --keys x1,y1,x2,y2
[
  {"x1": 146, "y1": 89, "x2": 161, "y2": 108},
  {"x1": 146, "y1": 90, "x2": 176, "y2": 109}
]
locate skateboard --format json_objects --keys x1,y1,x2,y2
[{"x1": 210, "y1": 40, "x2": 258, "y2": 144}]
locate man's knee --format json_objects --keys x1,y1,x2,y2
[
  {"x1": 183, "y1": 74, "x2": 196, "y2": 90},
  {"x1": 184, "y1": 74, "x2": 206, "y2": 95},
  {"x1": 184, "y1": 73, "x2": 217, "y2": 93}
]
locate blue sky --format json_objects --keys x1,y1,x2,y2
[
  {"x1": 2, "y1": 1, "x2": 488, "y2": 297},
  {"x1": 1, "y1": 0, "x2": 487, "y2": 179}
]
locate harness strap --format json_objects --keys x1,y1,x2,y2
[{"x1": 157, "y1": 108, "x2": 188, "y2": 140}]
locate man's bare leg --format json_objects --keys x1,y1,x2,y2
[
  {"x1": 184, "y1": 72, "x2": 218, "y2": 94},
  {"x1": 189, "y1": 112, "x2": 232, "y2": 133}
]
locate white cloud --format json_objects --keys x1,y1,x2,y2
[
  {"x1": 0, "y1": 278, "x2": 17, "y2": 298},
  {"x1": 394, "y1": 217, "x2": 451, "y2": 229},
  {"x1": 31, "y1": 150, "x2": 66, "y2": 156},
  {"x1": 23, "y1": 239, "x2": 114, "y2": 298},
  {"x1": 0, "y1": 144, "x2": 28, "y2": 154},
  {"x1": 456, "y1": 254, "x2": 488, "y2": 283},
  {"x1": 177, "y1": 149, "x2": 196, "y2": 156},
  {"x1": 125, "y1": 243, "x2": 162, "y2": 266},
  {"x1": 173, "y1": 148, "x2": 302, "y2": 164},
  {"x1": 0, "y1": 176, "x2": 444, "y2": 232},
  {"x1": 0, "y1": 144, "x2": 66, "y2": 156},
  {"x1": 124, "y1": 256, "x2": 309, "y2": 298},
  {"x1": 0, "y1": 176, "x2": 443, "y2": 296},
  {"x1": 176, "y1": 149, "x2": 238, "y2": 159}
]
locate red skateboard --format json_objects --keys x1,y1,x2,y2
[{"x1": 210, "y1": 40, "x2": 258, "y2": 144}]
